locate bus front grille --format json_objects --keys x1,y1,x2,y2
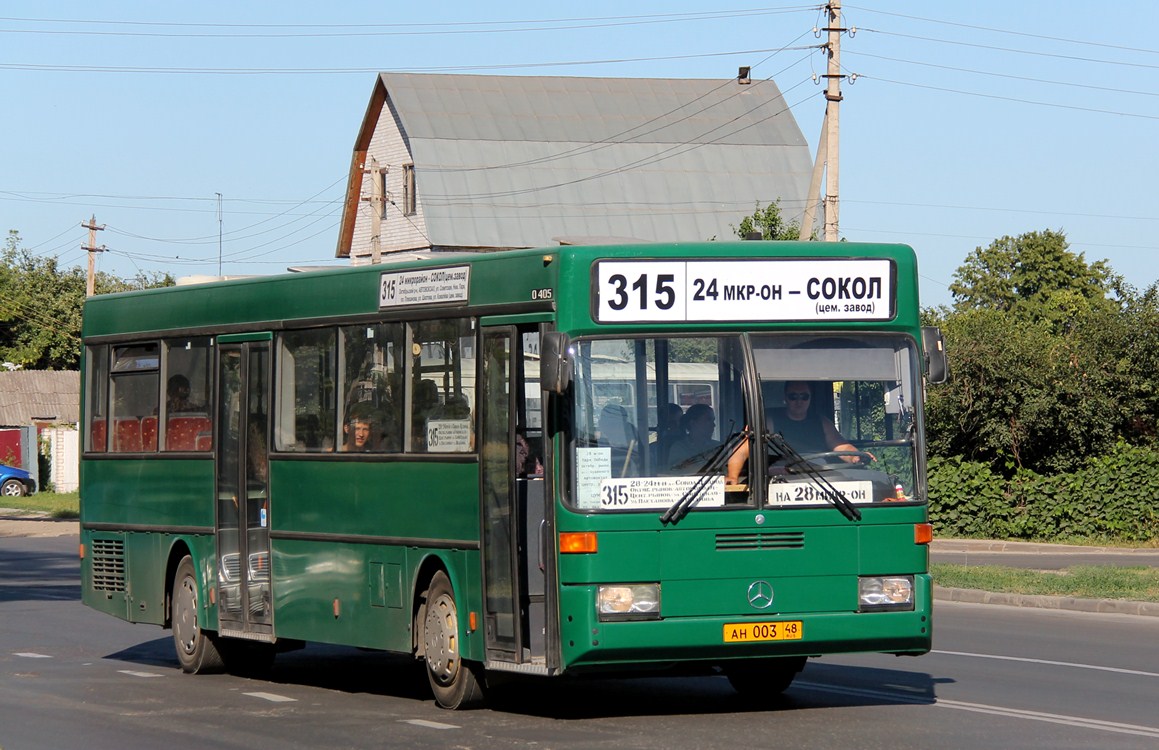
[
  {"x1": 90, "y1": 538, "x2": 126, "y2": 591},
  {"x1": 715, "y1": 531, "x2": 805, "y2": 551}
]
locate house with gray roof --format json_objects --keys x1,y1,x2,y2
[
  {"x1": 336, "y1": 72, "x2": 815, "y2": 262},
  {"x1": 0, "y1": 370, "x2": 79, "y2": 428}
]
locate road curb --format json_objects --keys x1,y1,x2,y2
[{"x1": 934, "y1": 585, "x2": 1159, "y2": 617}]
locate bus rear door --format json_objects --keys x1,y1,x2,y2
[{"x1": 215, "y1": 335, "x2": 273, "y2": 640}]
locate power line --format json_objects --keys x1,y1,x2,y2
[
  {"x1": 848, "y1": 50, "x2": 1159, "y2": 98},
  {"x1": 0, "y1": 7, "x2": 815, "y2": 38},
  {"x1": 843, "y1": 5, "x2": 1159, "y2": 57},
  {"x1": 0, "y1": 45, "x2": 813, "y2": 76},
  {"x1": 860, "y1": 28, "x2": 1159, "y2": 72},
  {"x1": 864, "y1": 75, "x2": 1159, "y2": 121}
]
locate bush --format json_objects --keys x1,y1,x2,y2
[{"x1": 928, "y1": 443, "x2": 1159, "y2": 542}]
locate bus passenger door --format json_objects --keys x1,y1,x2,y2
[
  {"x1": 479, "y1": 325, "x2": 550, "y2": 668},
  {"x1": 215, "y1": 340, "x2": 273, "y2": 639}
]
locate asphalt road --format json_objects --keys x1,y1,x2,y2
[{"x1": 3, "y1": 532, "x2": 1159, "y2": 749}]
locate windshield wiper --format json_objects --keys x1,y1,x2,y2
[
  {"x1": 660, "y1": 428, "x2": 747, "y2": 526},
  {"x1": 765, "y1": 433, "x2": 861, "y2": 522}
]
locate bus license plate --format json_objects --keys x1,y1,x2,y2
[{"x1": 723, "y1": 621, "x2": 803, "y2": 643}]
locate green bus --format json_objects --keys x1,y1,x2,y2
[{"x1": 80, "y1": 241, "x2": 946, "y2": 709}]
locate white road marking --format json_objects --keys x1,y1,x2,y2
[
  {"x1": 933, "y1": 649, "x2": 1159, "y2": 678},
  {"x1": 400, "y1": 719, "x2": 459, "y2": 730},
  {"x1": 797, "y1": 681, "x2": 1159, "y2": 739},
  {"x1": 13, "y1": 652, "x2": 52, "y2": 659},
  {"x1": 118, "y1": 670, "x2": 163, "y2": 678},
  {"x1": 244, "y1": 691, "x2": 297, "y2": 703},
  {"x1": 936, "y1": 698, "x2": 1159, "y2": 739}
]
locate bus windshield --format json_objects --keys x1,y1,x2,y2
[
  {"x1": 569, "y1": 333, "x2": 923, "y2": 512},
  {"x1": 750, "y1": 333, "x2": 922, "y2": 508}
]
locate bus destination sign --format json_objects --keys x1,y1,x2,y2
[
  {"x1": 594, "y1": 259, "x2": 894, "y2": 323},
  {"x1": 379, "y1": 265, "x2": 470, "y2": 309}
]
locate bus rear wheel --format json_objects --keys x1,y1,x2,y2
[
  {"x1": 422, "y1": 571, "x2": 484, "y2": 709},
  {"x1": 171, "y1": 555, "x2": 224, "y2": 674},
  {"x1": 726, "y1": 656, "x2": 806, "y2": 697}
]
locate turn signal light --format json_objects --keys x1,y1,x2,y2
[
  {"x1": 914, "y1": 523, "x2": 933, "y2": 545},
  {"x1": 559, "y1": 532, "x2": 598, "y2": 554}
]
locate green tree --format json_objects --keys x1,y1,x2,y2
[
  {"x1": 731, "y1": 200, "x2": 806, "y2": 241},
  {"x1": 0, "y1": 230, "x2": 173, "y2": 369},
  {"x1": 926, "y1": 229, "x2": 1145, "y2": 475},
  {"x1": 949, "y1": 229, "x2": 1118, "y2": 327}
]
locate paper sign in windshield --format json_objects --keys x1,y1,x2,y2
[
  {"x1": 767, "y1": 480, "x2": 873, "y2": 506},
  {"x1": 597, "y1": 476, "x2": 726, "y2": 511}
]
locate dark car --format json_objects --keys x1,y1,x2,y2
[{"x1": 0, "y1": 463, "x2": 35, "y2": 497}]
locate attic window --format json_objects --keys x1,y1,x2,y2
[{"x1": 402, "y1": 164, "x2": 416, "y2": 216}]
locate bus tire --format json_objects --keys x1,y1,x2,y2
[
  {"x1": 422, "y1": 571, "x2": 484, "y2": 709},
  {"x1": 726, "y1": 655, "x2": 806, "y2": 697},
  {"x1": 171, "y1": 555, "x2": 224, "y2": 674}
]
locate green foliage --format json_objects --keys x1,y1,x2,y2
[
  {"x1": 0, "y1": 231, "x2": 173, "y2": 369},
  {"x1": 928, "y1": 229, "x2": 1159, "y2": 475},
  {"x1": 949, "y1": 229, "x2": 1118, "y2": 325},
  {"x1": 929, "y1": 443, "x2": 1159, "y2": 543},
  {"x1": 731, "y1": 200, "x2": 806, "y2": 241}
]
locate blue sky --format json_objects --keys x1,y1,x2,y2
[{"x1": 2, "y1": 2, "x2": 1157, "y2": 307}]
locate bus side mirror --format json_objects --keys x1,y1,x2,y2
[
  {"x1": 921, "y1": 326, "x2": 948, "y2": 384},
  {"x1": 541, "y1": 332, "x2": 572, "y2": 394}
]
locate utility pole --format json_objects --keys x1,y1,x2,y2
[
  {"x1": 822, "y1": 0, "x2": 844, "y2": 242},
  {"x1": 362, "y1": 157, "x2": 385, "y2": 264},
  {"x1": 216, "y1": 193, "x2": 223, "y2": 277},
  {"x1": 81, "y1": 214, "x2": 106, "y2": 297},
  {"x1": 800, "y1": 112, "x2": 827, "y2": 241}
]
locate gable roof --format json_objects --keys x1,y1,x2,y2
[
  {"x1": 0, "y1": 370, "x2": 80, "y2": 426},
  {"x1": 338, "y1": 72, "x2": 814, "y2": 257}
]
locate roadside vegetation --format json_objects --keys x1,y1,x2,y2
[
  {"x1": 932, "y1": 562, "x2": 1159, "y2": 603},
  {"x1": 1, "y1": 490, "x2": 79, "y2": 519}
]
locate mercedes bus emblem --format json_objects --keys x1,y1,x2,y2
[{"x1": 747, "y1": 580, "x2": 774, "y2": 609}]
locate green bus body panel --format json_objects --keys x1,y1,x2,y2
[
  {"x1": 270, "y1": 460, "x2": 480, "y2": 542},
  {"x1": 559, "y1": 576, "x2": 932, "y2": 670},
  {"x1": 553, "y1": 505, "x2": 931, "y2": 669},
  {"x1": 82, "y1": 459, "x2": 215, "y2": 529},
  {"x1": 81, "y1": 528, "x2": 215, "y2": 627}
]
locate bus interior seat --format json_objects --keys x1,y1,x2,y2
[
  {"x1": 90, "y1": 419, "x2": 107, "y2": 452},
  {"x1": 114, "y1": 417, "x2": 142, "y2": 452},
  {"x1": 141, "y1": 415, "x2": 158, "y2": 451},
  {"x1": 167, "y1": 414, "x2": 211, "y2": 451}
]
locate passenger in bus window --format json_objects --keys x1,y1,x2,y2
[
  {"x1": 515, "y1": 430, "x2": 543, "y2": 477},
  {"x1": 666, "y1": 403, "x2": 717, "y2": 469},
  {"x1": 343, "y1": 404, "x2": 375, "y2": 452},
  {"x1": 166, "y1": 374, "x2": 196, "y2": 413},
  {"x1": 652, "y1": 402, "x2": 684, "y2": 465}
]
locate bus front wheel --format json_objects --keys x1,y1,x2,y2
[
  {"x1": 422, "y1": 571, "x2": 484, "y2": 709},
  {"x1": 171, "y1": 555, "x2": 224, "y2": 674}
]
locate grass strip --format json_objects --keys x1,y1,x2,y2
[
  {"x1": 932, "y1": 562, "x2": 1159, "y2": 603},
  {"x1": 0, "y1": 491, "x2": 79, "y2": 519}
]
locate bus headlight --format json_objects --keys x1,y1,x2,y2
[
  {"x1": 859, "y1": 576, "x2": 915, "y2": 612},
  {"x1": 597, "y1": 583, "x2": 661, "y2": 621}
]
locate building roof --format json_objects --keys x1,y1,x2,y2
[
  {"x1": 0, "y1": 370, "x2": 80, "y2": 426},
  {"x1": 338, "y1": 72, "x2": 814, "y2": 256}
]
